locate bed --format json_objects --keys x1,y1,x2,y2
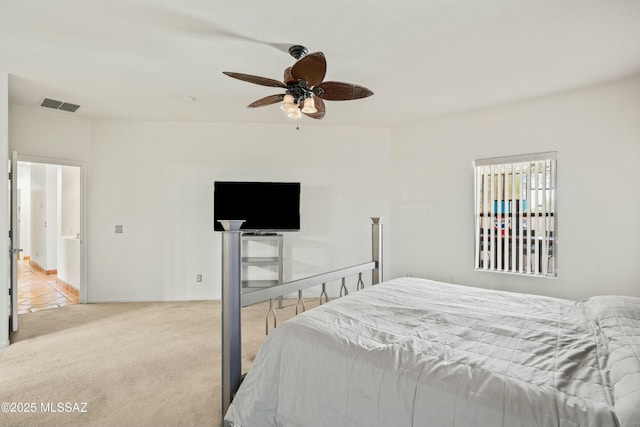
[{"x1": 224, "y1": 277, "x2": 640, "y2": 427}]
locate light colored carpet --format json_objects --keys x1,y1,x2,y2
[{"x1": 0, "y1": 298, "x2": 318, "y2": 427}]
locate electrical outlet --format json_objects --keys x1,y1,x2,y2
[{"x1": 196, "y1": 274, "x2": 202, "y2": 282}]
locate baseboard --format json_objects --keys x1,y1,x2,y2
[
  {"x1": 56, "y1": 278, "x2": 79, "y2": 297},
  {"x1": 28, "y1": 260, "x2": 57, "y2": 275}
]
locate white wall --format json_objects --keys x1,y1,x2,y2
[
  {"x1": 29, "y1": 164, "x2": 46, "y2": 267},
  {"x1": 9, "y1": 104, "x2": 90, "y2": 162},
  {"x1": 56, "y1": 165, "x2": 81, "y2": 290},
  {"x1": 10, "y1": 105, "x2": 89, "y2": 303},
  {"x1": 57, "y1": 237, "x2": 80, "y2": 291},
  {"x1": 8, "y1": 75, "x2": 639, "y2": 306},
  {"x1": 29, "y1": 163, "x2": 59, "y2": 271},
  {"x1": 17, "y1": 163, "x2": 31, "y2": 258},
  {"x1": 59, "y1": 165, "x2": 80, "y2": 237},
  {"x1": 390, "y1": 76, "x2": 640, "y2": 300},
  {"x1": 45, "y1": 165, "x2": 58, "y2": 269},
  {"x1": 87, "y1": 121, "x2": 391, "y2": 301},
  {"x1": 8, "y1": 107, "x2": 391, "y2": 302},
  {"x1": 0, "y1": 70, "x2": 9, "y2": 348}
]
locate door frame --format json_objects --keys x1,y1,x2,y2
[
  {"x1": 10, "y1": 151, "x2": 18, "y2": 331},
  {"x1": 17, "y1": 154, "x2": 88, "y2": 304}
]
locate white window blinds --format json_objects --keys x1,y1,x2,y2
[{"x1": 474, "y1": 152, "x2": 557, "y2": 277}]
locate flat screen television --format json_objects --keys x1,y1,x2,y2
[{"x1": 213, "y1": 181, "x2": 301, "y2": 232}]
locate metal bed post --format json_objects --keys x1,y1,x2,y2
[
  {"x1": 372, "y1": 217, "x2": 384, "y2": 284},
  {"x1": 221, "y1": 217, "x2": 384, "y2": 425},
  {"x1": 220, "y1": 220, "x2": 244, "y2": 424}
]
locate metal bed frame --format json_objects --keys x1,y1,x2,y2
[{"x1": 219, "y1": 217, "x2": 384, "y2": 425}]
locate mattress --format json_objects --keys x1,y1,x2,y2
[{"x1": 225, "y1": 277, "x2": 640, "y2": 427}]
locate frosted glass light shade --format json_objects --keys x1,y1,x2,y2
[
  {"x1": 301, "y1": 96, "x2": 317, "y2": 114},
  {"x1": 287, "y1": 108, "x2": 302, "y2": 119},
  {"x1": 280, "y1": 94, "x2": 297, "y2": 113}
]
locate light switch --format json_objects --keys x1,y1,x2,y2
[{"x1": 115, "y1": 225, "x2": 124, "y2": 234}]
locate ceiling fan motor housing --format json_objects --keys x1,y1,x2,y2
[
  {"x1": 288, "y1": 45, "x2": 308, "y2": 60},
  {"x1": 286, "y1": 79, "x2": 324, "y2": 104}
]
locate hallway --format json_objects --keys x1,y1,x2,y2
[{"x1": 17, "y1": 260, "x2": 79, "y2": 314}]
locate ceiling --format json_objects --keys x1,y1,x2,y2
[{"x1": 1, "y1": 0, "x2": 639, "y2": 127}]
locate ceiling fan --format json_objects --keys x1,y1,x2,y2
[{"x1": 223, "y1": 45, "x2": 373, "y2": 120}]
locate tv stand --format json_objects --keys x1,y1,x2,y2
[
  {"x1": 241, "y1": 233, "x2": 283, "y2": 308},
  {"x1": 243, "y1": 231, "x2": 278, "y2": 236}
]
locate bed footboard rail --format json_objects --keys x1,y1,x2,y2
[
  {"x1": 254, "y1": 262, "x2": 375, "y2": 335},
  {"x1": 240, "y1": 260, "x2": 376, "y2": 307},
  {"x1": 220, "y1": 217, "x2": 384, "y2": 423}
]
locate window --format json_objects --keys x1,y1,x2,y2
[{"x1": 474, "y1": 152, "x2": 557, "y2": 277}]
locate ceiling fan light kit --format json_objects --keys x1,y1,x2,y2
[
  {"x1": 301, "y1": 96, "x2": 317, "y2": 114},
  {"x1": 280, "y1": 94, "x2": 297, "y2": 113},
  {"x1": 287, "y1": 108, "x2": 302, "y2": 119},
  {"x1": 223, "y1": 45, "x2": 373, "y2": 122}
]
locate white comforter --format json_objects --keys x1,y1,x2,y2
[{"x1": 225, "y1": 278, "x2": 640, "y2": 427}]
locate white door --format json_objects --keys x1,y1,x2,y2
[{"x1": 9, "y1": 151, "x2": 20, "y2": 332}]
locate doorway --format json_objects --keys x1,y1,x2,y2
[{"x1": 16, "y1": 161, "x2": 82, "y2": 314}]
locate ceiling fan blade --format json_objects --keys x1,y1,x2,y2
[
  {"x1": 283, "y1": 67, "x2": 296, "y2": 85},
  {"x1": 290, "y1": 52, "x2": 326, "y2": 87},
  {"x1": 247, "y1": 94, "x2": 285, "y2": 108},
  {"x1": 316, "y1": 81, "x2": 374, "y2": 101},
  {"x1": 301, "y1": 97, "x2": 326, "y2": 120},
  {"x1": 138, "y1": 8, "x2": 298, "y2": 54},
  {"x1": 223, "y1": 72, "x2": 286, "y2": 88}
]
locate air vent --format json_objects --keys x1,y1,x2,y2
[
  {"x1": 58, "y1": 102, "x2": 80, "y2": 112},
  {"x1": 40, "y1": 98, "x2": 80, "y2": 113},
  {"x1": 40, "y1": 98, "x2": 62, "y2": 109}
]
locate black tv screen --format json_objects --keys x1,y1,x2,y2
[{"x1": 214, "y1": 181, "x2": 301, "y2": 232}]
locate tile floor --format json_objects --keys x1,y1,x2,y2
[{"x1": 17, "y1": 260, "x2": 79, "y2": 314}]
